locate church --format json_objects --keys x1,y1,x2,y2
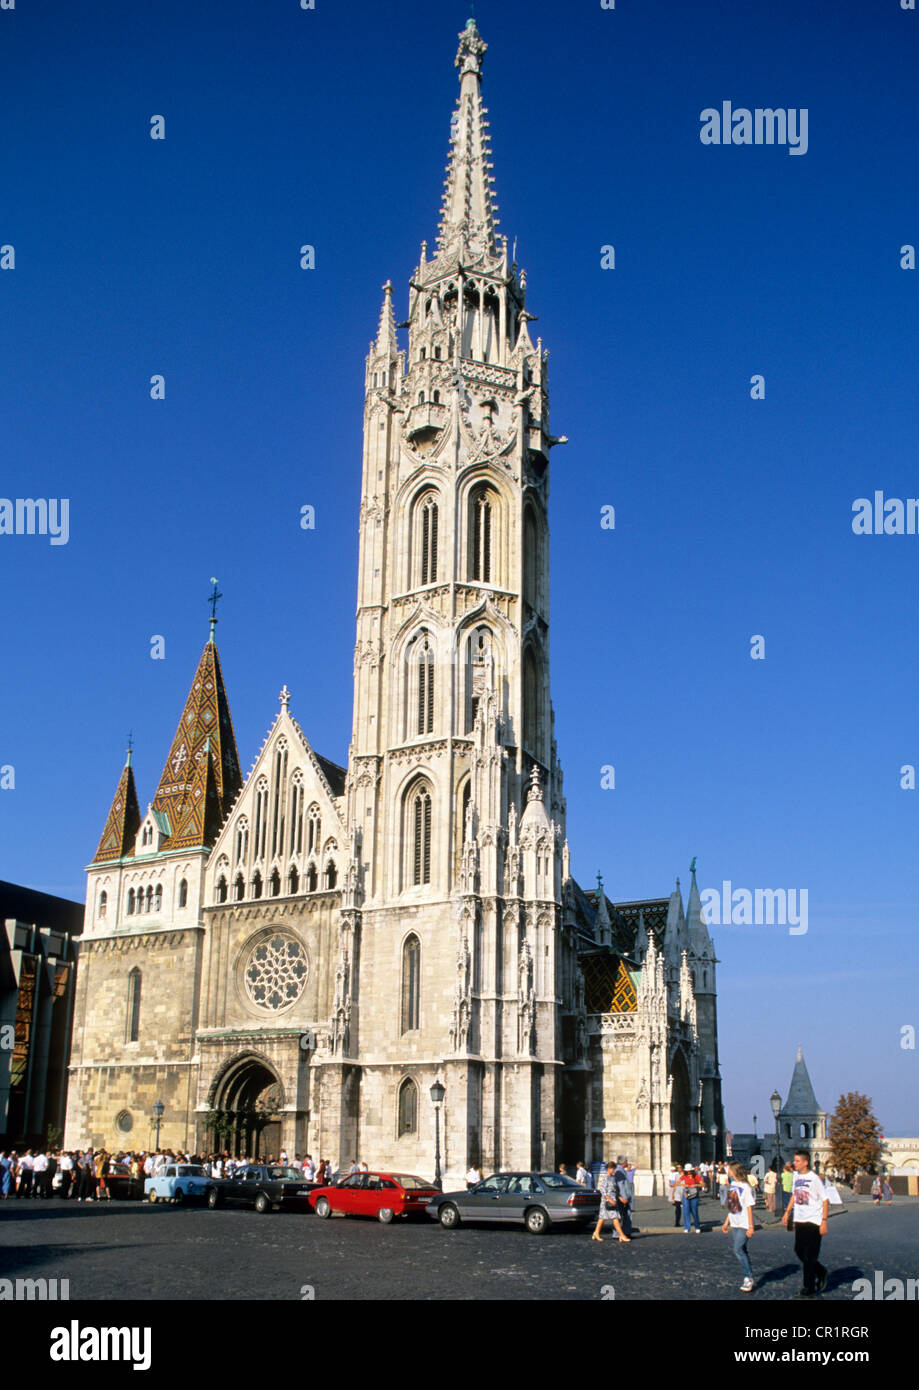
[{"x1": 64, "y1": 21, "x2": 723, "y2": 1192}]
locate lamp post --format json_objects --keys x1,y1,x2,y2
[
  {"x1": 153, "y1": 1098, "x2": 164, "y2": 1152},
  {"x1": 709, "y1": 1123, "x2": 718, "y2": 1192},
  {"x1": 770, "y1": 1089, "x2": 782, "y2": 1217},
  {"x1": 430, "y1": 1080, "x2": 445, "y2": 1189}
]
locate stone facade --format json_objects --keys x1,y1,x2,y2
[{"x1": 64, "y1": 20, "x2": 723, "y2": 1192}]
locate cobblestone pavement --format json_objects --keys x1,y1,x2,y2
[{"x1": 0, "y1": 1194, "x2": 916, "y2": 1301}]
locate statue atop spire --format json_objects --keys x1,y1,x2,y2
[{"x1": 455, "y1": 17, "x2": 487, "y2": 79}]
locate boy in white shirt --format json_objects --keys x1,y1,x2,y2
[
  {"x1": 781, "y1": 1150, "x2": 829, "y2": 1297},
  {"x1": 721, "y1": 1162, "x2": 756, "y2": 1292}
]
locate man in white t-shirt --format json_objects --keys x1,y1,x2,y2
[
  {"x1": 722, "y1": 1163, "x2": 756, "y2": 1292},
  {"x1": 32, "y1": 1150, "x2": 49, "y2": 1199},
  {"x1": 782, "y1": 1150, "x2": 829, "y2": 1297}
]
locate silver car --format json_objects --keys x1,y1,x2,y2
[{"x1": 426, "y1": 1171, "x2": 601, "y2": 1235}]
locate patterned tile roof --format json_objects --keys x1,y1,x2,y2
[
  {"x1": 151, "y1": 640, "x2": 242, "y2": 851},
  {"x1": 92, "y1": 757, "x2": 141, "y2": 863}
]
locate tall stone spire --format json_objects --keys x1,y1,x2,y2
[
  {"x1": 436, "y1": 19, "x2": 500, "y2": 260},
  {"x1": 374, "y1": 280, "x2": 398, "y2": 358},
  {"x1": 151, "y1": 632, "x2": 242, "y2": 849},
  {"x1": 594, "y1": 872, "x2": 612, "y2": 947},
  {"x1": 92, "y1": 746, "x2": 141, "y2": 863},
  {"x1": 686, "y1": 857, "x2": 714, "y2": 957}
]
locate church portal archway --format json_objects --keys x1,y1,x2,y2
[{"x1": 208, "y1": 1054, "x2": 285, "y2": 1159}]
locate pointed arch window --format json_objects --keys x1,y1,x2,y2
[
  {"x1": 410, "y1": 631, "x2": 435, "y2": 736},
  {"x1": 457, "y1": 780, "x2": 472, "y2": 872},
  {"x1": 405, "y1": 782, "x2": 432, "y2": 888},
  {"x1": 126, "y1": 969, "x2": 141, "y2": 1043},
  {"x1": 254, "y1": 780, "x2": 269, "y2": 861},
  {"x1": 416, "y1": 492, "x2": 439, "y2": 587},
  {"x1": 523, "y1": 646, "x2": 543, "y2": 754},
  {"x1": 98, "y1": 890, "x2": 108, "y2": 919},
  {"x1": 251, "y1": 870, "x2": 263, "y2": 900},
  {"x1": 269, "y1": 868, "x2": 281, "y2": 897},
  {"x1": 234, "y1": 816, "x2": 249, "y2": 866},
  {"x1": 306, "y1": 863, "x2": 318, "y2": 893},
  {"x1": 324, "y1": 860, "x2": 338, "y2": 890},
  {"x1": 234, "y1": 874, "x2": 245, "y2": 902},
  {"x1": 470, "y1": 485, "x2": 495, "y2": 583},
  {"x1": 465, "y1": 625, "x2": 495, "y2": 733},
  {"x1": 290, "y1": 772, "x2": 304, "y2": 855},
  {"x1": 401, "y1": 937, "x2": 421, "y2": 1033},
  {"x1": 127, "y1": 887, "x2": 135, "y2": 915},
  {"x1": 307, "y1": 805, "x2": 321, "y2": 857},
  {"x1": 216, "y1": 875, "x2": 228, "y2": 904},
  {"x1": 178, "y1": 878, "x2": 188, "y2": 908},
  {"x1": 153, "y1": 884, "x2": 163, "y2": 913},
  {"x1": 523, "y1": 506, "x2": 540, "y2": 610},
  {"x1": 271, "y1": 740, "x2": 288, "y2": 859},
  {"x1": 397, "y1": 1076, "x2": 418, "y2": 1135},
  {"x1": 288, "y1": 866, "x2": 299, "y2": 895},
  {"x1": 145, "y1": 885, "x2": 154, "y2": 913}
]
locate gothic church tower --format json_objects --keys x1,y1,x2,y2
[{"x1": 344, "y1": 19, "x2": 576, "y2": 1181}]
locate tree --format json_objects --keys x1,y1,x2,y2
[{"x1": 828, "y1": 1092, "x2": 883, "y2": 1176}]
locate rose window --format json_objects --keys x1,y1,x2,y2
[{"x1": 243, "y1": 933, "x2": 308, "y2": 1011}]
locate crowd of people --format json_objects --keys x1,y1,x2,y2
[{"x1": 0, "y1": 1147, "x2": 356, "y2": 1200}]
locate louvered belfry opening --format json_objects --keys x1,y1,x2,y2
[
  {"x1": 472, "y1": 488, "x2": 492, "y2": 582},
  {"x1": 411, "y1": 785, "x2": 432, "y2": 886},
  {"x1": 416, "y1": 634, "x2": 434, "y2": 735},
  {"x1": 420, "y1": 495, "x2": 438, "y2": 585}
]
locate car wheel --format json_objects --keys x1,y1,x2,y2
[
  {"x1": 378, "y1": 1207, "x2": 394, "y2": 1224},
  {"x1": 148, "y1": 1191, "x2": 157, "y2": 1204},
  {"x1": 254, "y1": 1193, "x2": 270, "y2": 1214},
  {"x1": 524, "y1": 1206, "x2": 549, "y2": 1235},
  {"x1": 439, "y1": 1203, "x2": 460, "y2": 1230},
  {"x1": 315, "y1": 1196, "x2": 332, "y2": 1218},
  {"x1": 173, "y1": 1188, "x2": 185, "y2": 1205},
  {"x1": 207, "y1": 1186, "x2": 221, "y2": 1209}
]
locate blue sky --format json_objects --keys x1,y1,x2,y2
[{"x1": 1, "y1": 0, "x2": 917, "y2": 1137}]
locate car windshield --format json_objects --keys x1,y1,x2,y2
[
  {"x1": 538, "y1": 1172, "x2": 583, "y2": 1189},
  {"x1": 267, "y1": 1167, "x2": 302, "y2": 1181},
  {"x1": 389, "y1": 1175, "x2": 433, "y2": 1190},
  {"x1": 177, "y1": 1166, "x2": 204, "y2": 1176}
]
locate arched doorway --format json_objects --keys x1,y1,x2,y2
[
  {"x1": 208, "y1": 1055, "x2": 284, "y2": 1159},
  {"x1": 669, "y1": 1049, "x2": 692, "y2": 1166}
]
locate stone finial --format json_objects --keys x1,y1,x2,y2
[{"x1": 279, "y1": 684, "x2": 291, "y2": 712}]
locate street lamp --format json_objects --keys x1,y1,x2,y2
[
  {"x1": 153, "y1": 1098, "x2": 164, "y2": 1151},
  {"x1": 430, "y1": 1080, "x2": 445, "y2": 1189},
  {"x1": 770, "y1": 1089, "x2": 782, "y2": 1216},
  {"x1": 709, "y1": 1123, "x2": 718, "y2": 1190}
]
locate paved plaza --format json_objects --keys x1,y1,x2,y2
[{"x1": 1, "y1": 1192, "x2": 915, "y2": 1302}]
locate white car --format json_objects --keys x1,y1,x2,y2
[{"x1": 144, "y1": 1163, "x2": 208, "y2": 1204}]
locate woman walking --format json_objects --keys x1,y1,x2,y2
[
  {"x1": 591, "y1": 1162, "x2": 631, "y2": 1243},
  {"x1": 682, "y1": 1163, "x2": 703, "y2": 1233},
  {"x1": 764, "y1": 1167, "x2": 777, "y2": 1213},
  {"x1": 722, "y1": 1161, "x2": 756, "y2": 1293}
]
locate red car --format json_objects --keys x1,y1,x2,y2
[{"x1": 309, "y1": 1171, "x2": 439, "y2": 1223}]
